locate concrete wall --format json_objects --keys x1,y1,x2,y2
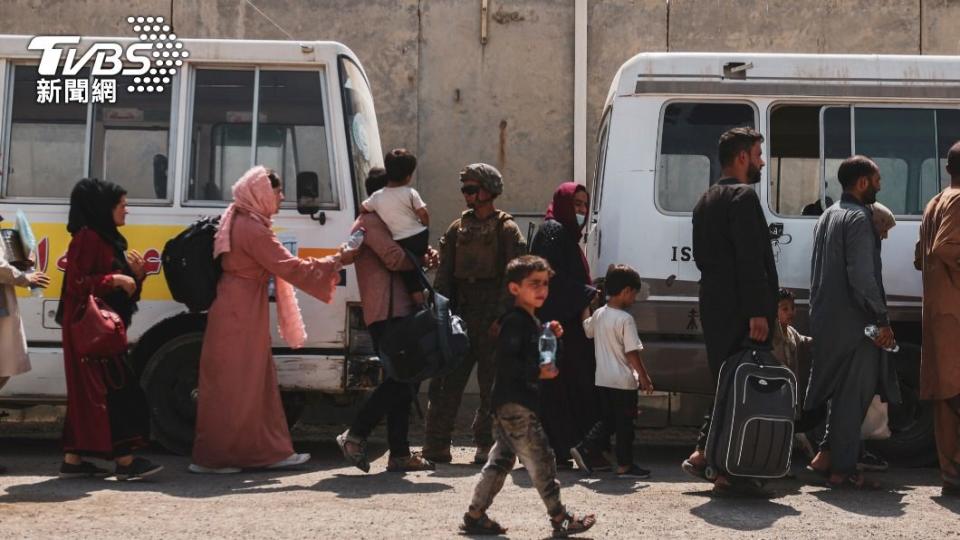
[{"x1": 2, "y1": 0, "x2": 957, "y2": 238}]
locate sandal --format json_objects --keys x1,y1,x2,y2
[
  {"x1": 551, "y1": 511, "x2": 596, "y2": 538},
  {"x1": 826, "y1": 472, "x2": 881, "y2": 490},
  {"x1": 460, "y1": 512, "x2": 507, "y2": 535},
  {"x1": 336, "y1": 430, "x2": 369, "y2": 473}
]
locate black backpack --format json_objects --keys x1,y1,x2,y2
[
  {"x1": 377, "y1": 251, "x2": 470, "y2": 383},
  {"x1": 162, "y1": 216, "x2": 221, "y2": 312}
]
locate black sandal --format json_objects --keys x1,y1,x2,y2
[
  {"x1": 551, "y1": 512, "x2": 596, "y2": 538},
  {"x1": 460, "y1": 512, "x2": 507, "y2": 535}
]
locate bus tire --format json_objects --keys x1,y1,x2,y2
[
  {"x1": 865, "y1": 342, "x2": 937, "y2": 467},
  {"x1": 137, "y1": 317, "x2": 206, "y2": 456}
]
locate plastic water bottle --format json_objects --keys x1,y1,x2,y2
[
  {"x1": 539, "y1": 324, "x2": 557, "y2": 366},
  {"x1": 865, "y1": 324, "x2": 900, "y2": 353},
  {"x1": 346, "y1": 228, "x2": 366, "y2": 250}
]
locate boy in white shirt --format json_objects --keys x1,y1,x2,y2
[
  {"x1": 571, "y1": 265, "x2": 654, "y2": 478},
  {"x1": 361, "y1": 148, "x2": 430, "y2": 303}
]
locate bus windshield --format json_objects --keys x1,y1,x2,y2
[{"x1": 339, "y1": 56, "x2": 384, "y2": 213}]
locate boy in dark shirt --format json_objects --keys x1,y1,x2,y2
[{"x1": 460, "y1": 255, "x2": 596, "y2": 537}]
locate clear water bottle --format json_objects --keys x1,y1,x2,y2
[
  {"x1": 346, "y1": 228, "x2": 366, "y2": 250},
  {"x1": 539, "y1": 324, "x2": 557, "y2": 366},
  {"x1": 865, "y1": 324, "x2": 900, "y2": 353}
]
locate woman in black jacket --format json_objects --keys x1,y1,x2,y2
[{"x1": 530, "y1": 182, "x2": 601, "y2": 469}]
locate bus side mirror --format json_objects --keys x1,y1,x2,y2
[{"x1": 296, "y1": 171, "x2": 325, "y2": 223}]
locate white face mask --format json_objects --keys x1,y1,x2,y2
[{"x1": 576, "y1": 214, "x2": 586, "y2": 227}]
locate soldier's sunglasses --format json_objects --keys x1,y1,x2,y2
[{"x1": 460, "y1": 185, "x2": 481, "y2": 195}]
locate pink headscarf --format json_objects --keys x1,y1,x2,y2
[{"x1": 214, "y1": 166, "x2": 308, "y2": 349}]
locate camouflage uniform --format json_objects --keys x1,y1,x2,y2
[{"x1": 423, "y1": 165, "x2": 526, "y2": 460}]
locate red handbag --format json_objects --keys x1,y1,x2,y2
[{"x1": 70, "y1": 294, "x2": 127, "y2": 359}]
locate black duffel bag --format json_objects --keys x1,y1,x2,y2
[{"x1": 377, "y1": 252, "x2": 469, "y2": 383}]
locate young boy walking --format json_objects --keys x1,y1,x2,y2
[
  {"x1": 461, "y1": 255, "x2": 596, "y2": 537},
  {"x1": 570, "y1": 264, "x2": 654, "y2": 478}
]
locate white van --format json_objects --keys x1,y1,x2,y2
[
  {"x1": 588, "y1": 52, "x2": 956, "y2": 460},
  {"x1": 0, "y1": 35, "x2": 384, "y2": 453}
]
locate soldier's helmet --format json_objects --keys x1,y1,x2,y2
[{"x1": 459, "y1": 163, "x2": 503, "y2": 196}]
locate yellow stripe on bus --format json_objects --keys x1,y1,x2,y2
[{"x1": 15, "y1": 223, "x2": 335, "y2": 302}]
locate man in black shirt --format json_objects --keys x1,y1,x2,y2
[
  {"x1": 461, "y1": 255, "x2": 596, "y2": 538},
  {"x1": 682, "y1": 127, "x2": 779, "y2": 493}
]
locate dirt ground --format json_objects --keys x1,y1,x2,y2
[{"x1": 1, "y1": 415, "x2": 958, "y2": 539}]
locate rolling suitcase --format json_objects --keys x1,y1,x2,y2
[{"x1": 704, "y1": 343, "x2": 798, "y2": 480}]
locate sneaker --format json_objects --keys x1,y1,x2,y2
[
  {"x1": 58, "y1": 460, "x2": 111, "y2": 479},
  {"x1": 473, "y1": 445, "x2": 492, "y2": 465},
  {"x1": 336, "y1": 430, "x2": 370, "y2": 472},
  {"x1": 267, "y1": 453, "x2": 311, "y2": 470},
  {"x1": 386, "y1": 452, "x2": 436, "y2": 473},
  {"x1": 188, "y1": 463, "x2": 241, "y2": 474},
  {"x1": 617, "y1": 464, "x2": 651, "y2": 479},
  {"x1": 857, "y1": 450, "x2": 888, "y2": 472},
  {"x1": 114, "y1": 457, "x2": 163, "y2": 481},
  {"x1": 570, "y1": 444, "x2": 593, "y2": 474}
]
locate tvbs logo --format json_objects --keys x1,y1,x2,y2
[{"x1": 27, "y1": 16, "x2": 187, "y2": 102}]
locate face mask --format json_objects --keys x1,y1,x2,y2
[{"x1": 576, "y1": 214, "x2": 586, "y2": 227}]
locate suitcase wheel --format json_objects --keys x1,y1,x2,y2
[{"x1": 704, "y1": 465, "x2": 717, "y2": 481}]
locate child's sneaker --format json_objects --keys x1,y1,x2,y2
[
  {"x1": 616, "y1": 464, "x2": 651, "y2": 479},
  {"x1": 58, "y1": 460, "x2": 111, "y2": 479}
]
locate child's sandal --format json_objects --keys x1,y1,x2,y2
[
  {"x1": 460, "y1": 512, "x2": 507, "y2": 535},
  {"x1": 551, "y1": 512, "x2": 596, "y2": 538}
]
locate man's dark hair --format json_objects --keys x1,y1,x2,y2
[
  {"x1": 718, "y1": 127, "x2": 764, "y2": 167},
  {"x1": 365, "y1": 167, "x2": 388, "y2": 196},
  {"x1": 837, "y1": 155, "x2": 878, "y2": 190},
  {"x1": 505, "y1": 255, "x2": 554, "y2": 285},
  {"x1": 947, "y1": 141, "x2": 960, "y2": 177},
  {"x1": 605, "y1": 264, "x2": 642, "y2": 296},
  {"x1": 384, "y1": 148, "x2": 417, "y2": 183},
  {"x1": 777, "y1": 288, "x2": 796, "y2": 303}
]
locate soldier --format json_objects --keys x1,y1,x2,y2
[{"x1": 423, "y1": 163, "x2": 527, "y2": 464}]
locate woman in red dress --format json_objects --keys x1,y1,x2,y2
[{"x1": 58, "y1": 178, "x2": 163, "y2": 480}]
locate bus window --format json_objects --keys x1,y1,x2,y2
[
  {"x1": 936, "y1": 109, "x2": 960, "y2": 190},
  {"x1": 339, "y1": 56, "x2": 384, "y2": 214},
  {"x1": 854, "y1": 107, "x2": 937, "y2": 216},
  {"x1": 255, "y1": 70, "x2": 336, "y2": 208},
  {"x1": 188, "y1": 69, "x2": 255, "y2": 202},
  {"x1": 656, "y1": 102, "x2": 755, "y2": 213},
  {"x1": 4, "y1": 65, "x2": 87, "y2": 198},
  {"x1": 89, "y1": 74, "x2": 173, "y2": 200},
  {"x1": 821, "y1": 106, "x2": 851, "y2": 211},
  {"x1": 769, "y1": 105, "x2": 820, "y2": 216}
]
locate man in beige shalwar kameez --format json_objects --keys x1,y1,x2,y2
[{"x1": 916, "y1": 141, "x2": 960, "y2": 497}]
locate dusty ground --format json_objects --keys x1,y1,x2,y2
[{"x1": 1, "y1": 413, "x2": 958, "y2": 539}]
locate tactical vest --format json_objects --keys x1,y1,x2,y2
[{"x1": 453, "y1": 211, "x2": 513, "y2": 282}]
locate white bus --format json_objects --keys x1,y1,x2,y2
[
  {"x1": 588, "y1": 52, "x2": 958, "y2": 462},
  {"x1": 0, "y1": 35, "x2": 384, "y2": 453}
]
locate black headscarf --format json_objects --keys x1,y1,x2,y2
[{"x1": 57, "y1": 178, "x2": 138, "y2": 326}]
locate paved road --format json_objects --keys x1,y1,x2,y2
[{"x1": 1, "y1": 435, "x2": 957, "y2": 539}]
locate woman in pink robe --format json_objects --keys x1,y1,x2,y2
[{"x1": 190, "y1": 166, "x2": 346, "y2": 473}]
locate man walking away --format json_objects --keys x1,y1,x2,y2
[
  {"x1": 682, "y1": 127, "x2": 779, "y2": 495},
  {"x1": 805, "y1": 156, "x2": 894, "y2": 490},
  {"x1": 916, "y1": 141, "x2": 960, "y2": 498}
]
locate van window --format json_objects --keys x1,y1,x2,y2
[
  {"x1": 591, "y1": 110, "x2": 611, "y2": 212},
  {"x1": 187, "y1": 68, "x2": 336, "y2": 207},
  {"x1": 89, "y1": 74, "x2": 172, "y2": 200},
  {"x1": 339, "y1": 57, "x2": 384, "y2": 212},
  {"x1": 657, "y1": 102, "x2": 755, "y2": 213},
  {"x1": 854, "y1": 107, "x2": 937, "y2": 216},
  {"x1": 4, "y1": 65, "x2": 87, "y2": 198},
  {"x1": 769, "y1": 105, "x2": 820, "y2": 216}
]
